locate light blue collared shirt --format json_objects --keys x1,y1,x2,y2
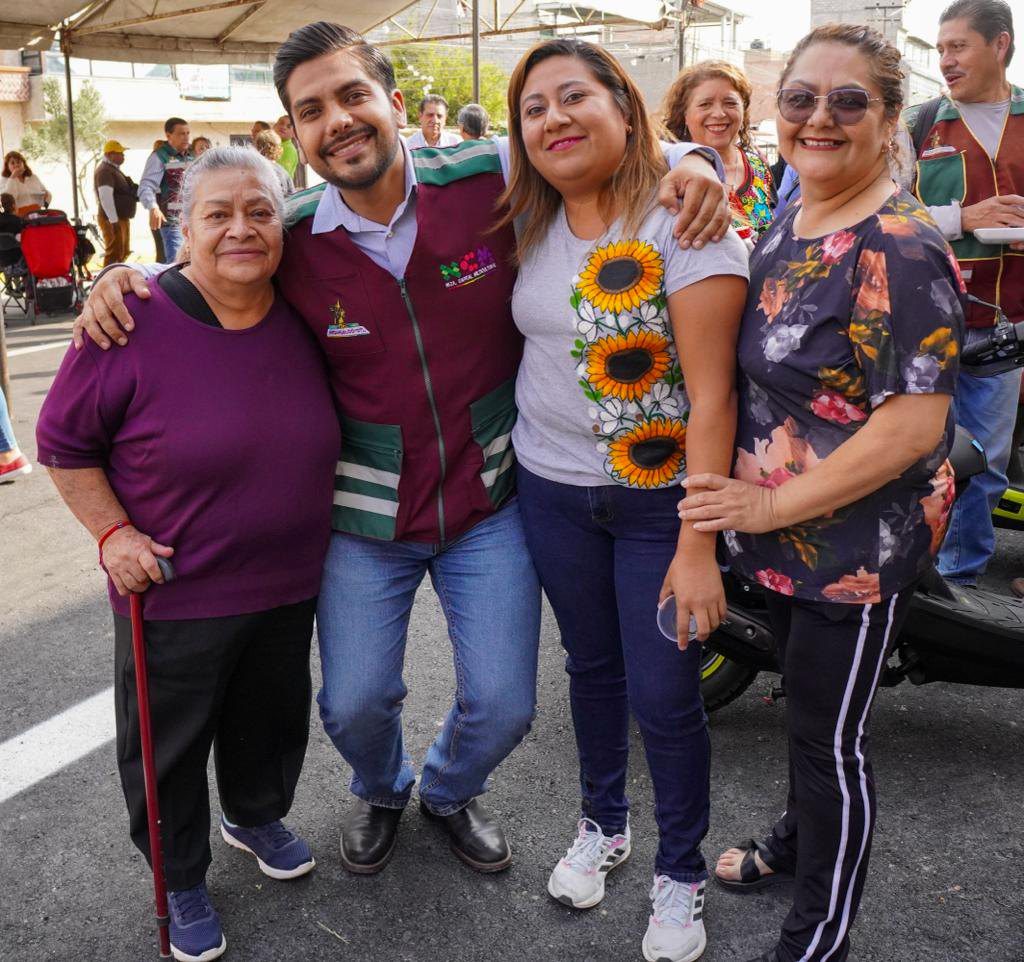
[{"x1": 310, "y1": 137, "x2": 719, "y2": 281}]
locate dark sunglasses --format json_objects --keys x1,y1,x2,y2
[{"x1": 776, "y1": 87, "x2": 883, "y2": 125}]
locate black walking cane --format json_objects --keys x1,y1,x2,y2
[{"x1": 129, "y1": 557, "x2": 175, "y2": 958}]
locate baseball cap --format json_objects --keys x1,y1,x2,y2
[{"x1": 103, "y1": 139, "x2": 128, "y2": 154}]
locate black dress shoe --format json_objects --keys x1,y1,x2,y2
[
  {"x1": 419, "y1": 798, "x2": 512, "y2": 872},
  {"x1": 340, "y1": 799, "x2": 405, "y2": 874}
]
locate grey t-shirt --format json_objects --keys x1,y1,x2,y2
[{"x1": 512, "y1": 202, "x2": 750, "y2": 489}]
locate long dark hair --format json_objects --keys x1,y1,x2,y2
[
  {"x1": 495, "y1": 38, "x2": 666, "y2": 260},
  {"x1": 2, "y1": 151, "x2": 32, "y2": 179}
]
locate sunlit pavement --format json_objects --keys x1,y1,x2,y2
[{"x1": 2, "y1": 308, "x2": 1022, "y2": 962}]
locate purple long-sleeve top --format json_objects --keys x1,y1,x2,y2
[{"x1": 37, "y1": 281, "x2": 340, "y2": 620}]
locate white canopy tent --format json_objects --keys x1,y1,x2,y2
[
  {"x1": 0, "y1": 1, "x2": 673, "y2": 394},
  {"x1": 1, "y1": 0, "x2": 673, "y2": 221},
  {"x1": 1, "y1": 2, "x2": 416, "y2": 64}
]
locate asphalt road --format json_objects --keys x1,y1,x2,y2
[{"x1": 2, "y1": 312, "x2": 1022, "y2": 962}]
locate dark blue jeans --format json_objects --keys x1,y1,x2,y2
[{"x1": 517, "y1": 466, "x2": 710, "y2": 882}]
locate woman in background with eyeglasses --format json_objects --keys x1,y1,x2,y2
[{"x1": 675, "y1": 25, "x2": 966, "y2": 962}]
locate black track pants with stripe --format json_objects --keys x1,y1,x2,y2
[{"x1": 759, "y1": 588, "x2": 915, "y2": 962}]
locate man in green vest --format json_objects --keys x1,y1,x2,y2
[
  {"x1": 138, "y1": 117, "x2": 193, "y2": 263},
  {"x1": 903, "y1": 0, "x2": 1023, "y2": 587}
]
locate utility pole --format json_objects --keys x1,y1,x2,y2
[
  {"x1": 675, "y1": 0, "x2": 688, "y2": 72},
  {"x1": 471, "y1": 0, "x2": 480, "y2": 102}
]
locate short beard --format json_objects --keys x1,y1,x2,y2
[{"x1": 322, "y1": 128, "x2": 401, "y2": 192}]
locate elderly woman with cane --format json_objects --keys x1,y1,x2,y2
[{"x1": 36, "y1": 146, "x2": 340, "y2": 962}]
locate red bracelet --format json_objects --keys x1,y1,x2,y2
[{"x1": 97, "y1": 519, "x2": 132, "y2": 565}]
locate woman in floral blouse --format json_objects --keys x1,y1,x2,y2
[
  {"x1": 661, "y1": 61, "x2": 775, "y2": 243},
  {"x1": 677, "y1": 25, "x2": 965, "y2": 962}
]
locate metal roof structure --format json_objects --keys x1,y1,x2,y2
[
  {"x1": 1, "y1": 2, "x2": 418, "y2": 63},
  {"x1": 1, "y1": 0, "x2": 677, "y2": 63}
]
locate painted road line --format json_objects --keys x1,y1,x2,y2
[
  {"x1": 0, "y1": 687, "x2": 114, "y2": 805},
  {"x1": 7, "y1": 339, "x2": 71, "y2": 358}
]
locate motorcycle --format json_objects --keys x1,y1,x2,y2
[{"x1": 700, "y1": 299, "x2": 1024, "y2": 712}]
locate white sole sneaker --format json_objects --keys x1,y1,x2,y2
[
  {"x1": 170, "y1": 934, "x2": 227, "y2": 962},
  {"x1": 547, "y1": 835, "x2": 632, "y2": 909},
  {"x1": 220, "y1": 822, "x2": 316, "y2": 880},
  {"x1": 641, "y1": 927, "x2": 707, "y2": 962}
]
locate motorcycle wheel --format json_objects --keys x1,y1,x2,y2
[{"x1": 700, "y1": 647, "x2": 759, "y2": 713}]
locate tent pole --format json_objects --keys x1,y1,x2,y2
[
  {"x1": 61, "y1": 27, "x2": 80, "y2": 222},
  {"x1": 471, "y1": 0, "x2": 480, "y2": 102}
]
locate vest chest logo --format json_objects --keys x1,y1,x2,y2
[
  {"x1": 326, "y1": 301, "x2": 371, "y2": 338},
  {"x1": 920, "y1": 128, "x2": 959, "y2": 159},
  {"x1": 439, "y1": 245, "x2": 497, "y2": 290}
]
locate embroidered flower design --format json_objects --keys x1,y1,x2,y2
[
  {"x1": 578, "y1": 240, "x2": 663, "y2": 315},
  {"x1": 585, "y1": 329, "x2": 673, "y2": 402},
  {"x1": 605, "y1": 418, "x2": 686, "y2": 488},
  {"x1": 598, "y1": 398, "x2": 628, "y2": 434}
]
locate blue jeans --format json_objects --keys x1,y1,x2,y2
[
  {"x1": 517, "y1": 466, "x2": 710, "y2": 882},
  {"x1": 159, "y1": 222, "x2": 183, "y2": 264},
  {"x1": 938, "y1": 335, "x2": 1022, "y2": 583},
  {"x1": 316, "y1": 500, "x2": 541, "y2": 815},
  {"x1": 0, "y1": 388, "x2": 17, "y2": 454}
]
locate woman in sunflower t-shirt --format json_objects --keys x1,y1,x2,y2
[{"x1": 496, "y1": 38, "x2": 748, "y2": 960}]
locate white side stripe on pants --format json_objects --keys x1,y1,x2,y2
[
  {"x1": 819, "y1": 592, "x2": 900, "y2": 962},
  {"x1": 799, "y1": 593, "x2": 899, "y2": 962}
]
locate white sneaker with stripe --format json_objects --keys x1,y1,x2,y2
[
  {"x1": 546, "y1": 818, "x2": 631, "y2": 909},
  {"x1": 642, "y1": 875, "x2": 707, "y2": 962}
]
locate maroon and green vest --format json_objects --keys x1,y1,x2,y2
[
  {"x1": 278, "y1": 141, "x2": 521, "y2": 544},
  {"x1": 154, "y1": 142, "x2": 192, "y2": 224},
  {"x1": 906, "y1": 86, "x2": 1024, "y2": 327}
]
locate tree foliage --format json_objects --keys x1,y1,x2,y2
[
  {"x1": 20, "y1": 77, "x2": 108, "y2": 214},
  {"x1": 390, "y1": 44, "x2": 509, "y2": 130}
]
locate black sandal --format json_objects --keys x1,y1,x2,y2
[{"x1": 713, "y1": 838, "x2": 793, "y2": 893}]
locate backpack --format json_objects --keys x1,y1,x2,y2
[{"x1": 908, "y1": 97, "x2": 944, "y2": 157}]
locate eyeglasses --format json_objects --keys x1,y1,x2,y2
[{"x1": 776, "y1": 87, "x2": 883, "y2": 125}]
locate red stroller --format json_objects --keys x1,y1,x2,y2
[{"x1": 19, "y1": 209, "x2": 88, "y2": 323}]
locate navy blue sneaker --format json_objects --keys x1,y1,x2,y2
[
  {"x1": 220, "y1": 816, "x2": 316, "y2": 880},
  {"x1": 168, "y1": 882, "x2": 226, "y2": 962}
]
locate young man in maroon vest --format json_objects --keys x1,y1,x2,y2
[
  {"x1": 903, "y1": 0, "x2": 1023, "y2": 587},
  {"x1": 73, "y1": 22, "x2": 730, "y2": 877}
]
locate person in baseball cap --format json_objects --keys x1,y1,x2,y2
[{"x1": 95, "y1": 139, "x2": 138, "y2": 266}]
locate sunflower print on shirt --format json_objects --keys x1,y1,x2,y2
[{"x1": 570, "y1": 239, "x2": 689, "y2": 488}]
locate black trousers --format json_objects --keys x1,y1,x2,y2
[
  {"x1": 113, "y1": 598, "x2": 316, "y2": 891},
  {"x1": 759, "y1": 588, "x2": 916, "y2": 962}
]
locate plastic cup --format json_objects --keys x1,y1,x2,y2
[{"x1": 657, "y1": 595, "x2": 699, "y2": 644}]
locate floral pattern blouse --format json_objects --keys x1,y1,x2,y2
[
  {"x1": 724, "y1": 190, "x2": 966, "y2": 604},
  {"x1": 729, "y1": 147, "x2": 775, "y2": 240}
]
